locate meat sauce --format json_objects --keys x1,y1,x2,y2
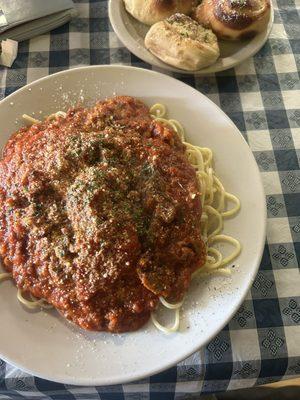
[{"x1": 0, "y1": 96, "x2": 206, "y2": 332}]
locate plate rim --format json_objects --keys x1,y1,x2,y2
[
  {"x1": 0, "y1": 65, "x2": 267, "y2": 386},
  {"x1": 108, "y1": 0, "x2": 274, "y2": 75}
]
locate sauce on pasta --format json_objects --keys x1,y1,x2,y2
[{"x1": 0, "y1": 96, "x2": 207, "y2": 333}]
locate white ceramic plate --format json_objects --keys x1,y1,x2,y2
[
  {"x1": 0, "y1": 65, "x2": 266, "y2": 386},
  {"x1": 109, "y1": 0, "x2": 274, "y2": 75}
]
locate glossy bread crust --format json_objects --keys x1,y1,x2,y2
[
  {"x1": 123, "y1": 0, "x2": 196, "y2": 25},
  {"x1": 193, "y1": 0, "x2": 271, "y2": 40}
]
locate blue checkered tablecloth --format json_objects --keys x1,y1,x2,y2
[{"x1": 0, "y1": 0, "x2": 299, "y2": 399}]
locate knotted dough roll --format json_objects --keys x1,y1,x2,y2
[
  {"x1": 123, "y1": 0, "x2": 196, "y2": 26},
  {"x1": 145, "y1": 13, "x2": 220, "y2": 71},
  {"x1": 193, "y1": 0, "x2": 271, "y2": 41}
]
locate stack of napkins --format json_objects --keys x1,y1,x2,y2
[
  {"x1": 0, "y1": 0, "x2": 77, "y2": 41},
  {"x1": 0, "y1": 0, "x2": 77, "y2": 66}
]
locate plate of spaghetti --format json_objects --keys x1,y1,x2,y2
[{"x1": 0, "y1": 65, "x2": 266, "y2": 385}]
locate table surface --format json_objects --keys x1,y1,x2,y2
[{"x1": 0, "y1": 0, "x2": 299, "y2": 399}]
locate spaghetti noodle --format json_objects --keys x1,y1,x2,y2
[
  {"x1": 0, "y1": 272, "x2": 53, "y2": 309},
  {"x1": 149, "y1": 103, "x2": 241, "y2": 333},
  {"x1": 1, "y1": 104, "x2": 241, "y2": 332}
]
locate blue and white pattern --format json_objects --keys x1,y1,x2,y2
[{"x1": 0, "y1": 0, "x2": 299, "y2": 398}]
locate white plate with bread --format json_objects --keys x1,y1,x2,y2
[{"x1": 109, "y1": 0, "x2": 274, "y2": 74}]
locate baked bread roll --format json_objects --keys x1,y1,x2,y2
[
  {"x1": 145, "y1": 14, "x2": 220, "y2": 71},
  {"x1": 193, "y1": 0, "x2": 270, "y2": 41},
  {"x1": 123, "y1": 0, "x2": 196, "y2": 26}
]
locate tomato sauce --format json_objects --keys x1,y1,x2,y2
[{"x1": 0, "y1": 96, "x2": 205, "y2": 332}]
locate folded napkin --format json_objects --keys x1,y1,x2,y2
[{"x1": 0, "y1": 0, "x2": 77, "y2": 42}]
